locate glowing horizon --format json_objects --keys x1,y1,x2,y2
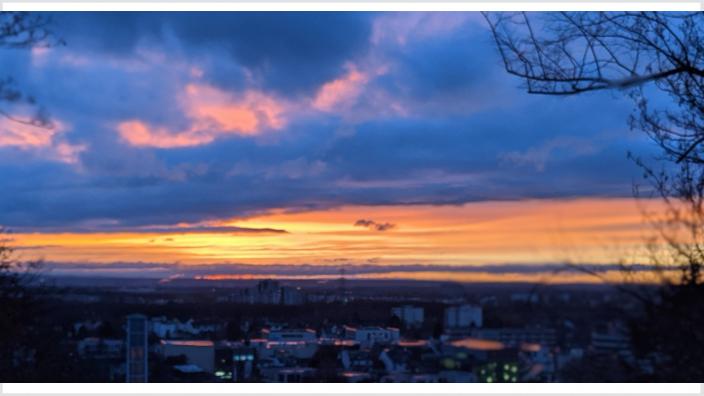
[
  {"x1": 0, "y1": 13, "x2": 677, "y2": 284},
  {"x1": 9, "y1": 197, "x2": 664, "y2": 275}
]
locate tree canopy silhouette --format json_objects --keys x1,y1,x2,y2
[
  {"x1": 0, "y1": 12, "x2": 62, "y2": 128},
  {"x1": 0, "y1": 12, "x2": 65, "y2": 381},
  {"x1": 484, "y1": 12, "x2": 704, "y2": 165},
  {"x1": 485, "y1": 11, "x2": 704, "y2": 380}
]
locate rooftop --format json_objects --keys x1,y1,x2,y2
[{"x1": 161, "y1": 340, "x2": 214, "y2": 347}]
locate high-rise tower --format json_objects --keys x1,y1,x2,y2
[{"x1": 126, "y1": 314, "x2": 148, "y2": 382}]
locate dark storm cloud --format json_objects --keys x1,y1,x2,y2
[{"x1": 47, "y1": 12, "x2": 373, "y2": 95}]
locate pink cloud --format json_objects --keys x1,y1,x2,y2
[
  {"x1": 0, "y1": 117, "x2": 84, "y2": 164},
  {"x1": 31, "y1": 47, "x2": 52, "y2": 67},
  {"x1": 117, "y1": 120, "x2": 214, "y2": 148},
  {"x1": 313, "y1": 66, "x2": 369, "y2": 112},
  {"x1": 310, "y1": 62, "x2": 411, "y2": 122},
  {"x1": 184, "y1": 84, "x2": 285, "y2": 133},
  {"x1": 52, "y1": 141, "x2": 86, "y2": 164},
  {"x1": 0, "y1": 119, "x2": 56, "y2": 148},
  {"x1": 118, "y1": 84, "x2": 287, "y2": 148}
]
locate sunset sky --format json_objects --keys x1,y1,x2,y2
[{"x1": 0, "y1": 12, "x2": 669, "y2": 282}]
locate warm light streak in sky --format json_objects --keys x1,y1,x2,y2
[{"x1": 10, "y1": 198, "x2": 662, "y2": 276}]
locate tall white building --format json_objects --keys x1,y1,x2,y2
[{"x1": 444, "y1": 304, "x2": 483, "y2": 329}]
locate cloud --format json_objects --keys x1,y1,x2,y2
[
  {"x1": 39, "y1": 261, "x2": 663, "y2": 280},
  {"x1": 15, "y1": 224, "x2": 288, "y2": 235},
  {"x1": 0, "y1": 12, "x2": 661, "y2": 232},
  {"x1": 313, "y1": 65, "x2": 369, "y2": 112},
  {"x1": 354, "y1": 218, "x2": 396, "y2": 231},
  {"x1": 0, "y1": 116, "x2": 84, "y2": 164},
  {"x1": 117, "y1": 83, "x2": 287, "y2": 148},
  {"x1": 47, "y1": 12, "x2": 374, "y2": 96},
  {"x1": 117, "y1": 120, "x2": 211, "y2": 148},
  {"x1": 0, "y1": 119, "x2": 56, "y2": 148},
  {"x1": 371, "y1": 12, "x2": 481, "y2": 46},
  {"x1": 499, "y1": 137, "x2": 599, "y2": 172},
  {"x1": 183, "y1": 83, "x2": 286, "y2": 132}
]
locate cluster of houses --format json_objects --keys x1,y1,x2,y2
[
  {"x1": 74, "y1": 307, "x2": 628, "y2": 382},
  {"x1": 68, "y1": 281, "x2": 646, "y2": 382}
]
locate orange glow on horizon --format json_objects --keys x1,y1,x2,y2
[{"x1": 7, "y1": 197, "x2": 670, "y2": 283}]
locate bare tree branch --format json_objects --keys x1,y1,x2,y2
[
  {"x1": 0, "y1": 12, "x2": 62, "y2": 129},
  {"x1": 484, "y1": 12, "x2": 704, "y2": 163}
]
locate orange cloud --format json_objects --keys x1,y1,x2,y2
[{"x1": 118, "y1": 83, "x2": 286, "y2": 148}]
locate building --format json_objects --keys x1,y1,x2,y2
[
  {"x1": 346, "y1": 326, "x2": 400, "y2": 348},
  {"x1": 73, "y1": 320, "x2": 103, "y2": 335},
  {"x1": 391, "y1": 305, "x2": 424, "y2": 328},
  {"x1": 264, "y1": 328, "x2": 317, "y2": 342},
  {"x1": 281, "y1": 286, "x2": 306, "y2": 305},
  {"x1": 160, "y1": 340, "x2": 215, "y2": 374},
  {"x1": 254, "y1": 328, "x2": 320, "y2": 360},
  {"x1": 236, "y1": 280, "x2": 305, "y2": 305},
  {"x1": 340, "y1": 349, "x2": 375, "y2": 373},
  {"x1": 477, "y1": 360, "x2": 519, "y2": 383},
  {"x1": 271, "y1": 367, "x2": 316, "y2": 383},
  {"x1": 341, "y1": 371, "x2": 372, "y2": 383},
  {"x1": 232, "y1": 345, "x2": 256, "y2": 382},
  {"x1": 510, "y1": 292, "x2": 540, "y2": 304},
  {"x1": 590, "y1": 322, "x2": 632, "y2": 358},
  {"x1": 438, "y1": 370, "x2": 475, "y2": 383},
  {"x1": 151, "y1": 317, "x2": 219, "y2": 339},
  {"x1": 171, "y1": 364, "x2": 212, "y2": 381},
  {"x1": 444, "y1": 304, "x2": 483, "y2": 329},
  {"x1": 77, "y1": 337, "x2": 123, "y2": 359},
  {"x1": 471, "y1": 327, "x2": 557, "y2": 347},
  {"x1": 126, "y1": 314, "x2": 148, "y2": 383}
]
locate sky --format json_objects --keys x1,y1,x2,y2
[{"x1": 0, "y1": 12, "x2": 669, "y2": 282}]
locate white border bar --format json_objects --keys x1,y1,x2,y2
[
  {"x1": 3, "y1": 2, "x2": 701, "y2": 11},
  {"x1": 2, "y1": 383, "x2": 702, "y2": 394}
]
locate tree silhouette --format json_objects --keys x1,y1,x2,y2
[
  {"x1": 0, "y1": 12, "x2": 62, "y2": 128},
  {"x1": 0, "y1": 231, "x2": 46, "y2": 379},
  {"x1": 485, "y1": 11, "x2": 704, "y2": 380},
  {"x1": 484, "y1": 12, "x2": 704, "y2": 165},
  {"x1": 0, "y1": 12, "x2": 63, "y2": 380}
]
